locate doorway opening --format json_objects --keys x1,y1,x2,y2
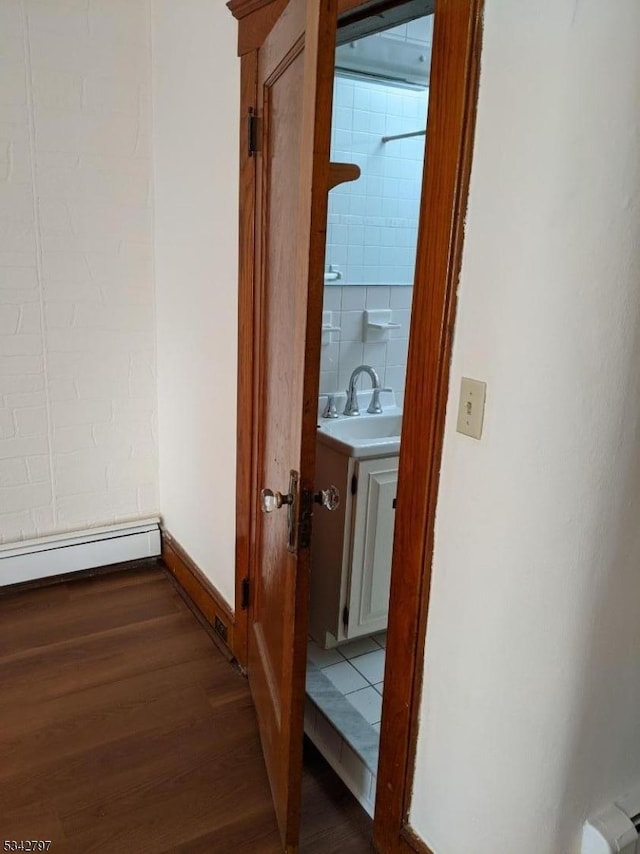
[
  {"x1": 228, "y1": 0, "x2": 483, "y2": 847},
  {"x1": 304, "y1": 10, "x2": 434, "y2": 815}
]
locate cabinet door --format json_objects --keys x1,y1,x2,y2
[{"x1": 347, "y1": 456, "x2": 399, "y2": 638}]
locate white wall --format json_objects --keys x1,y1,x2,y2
[
  {"x1": 0, "y1": 0, "x2": 158, "y2": 547},
  {"x1": 4, "y1": 2, "x2": 638, "y2": 846},
  {"x1": 410, "y1": 2, "x2": 640, "y2": 852},
  {"x1": 151, "y1": 0, "x2": 239, "y2": 605},
  {"x1": 0, "y1": 0, "x2": 239, "y2": 599}
]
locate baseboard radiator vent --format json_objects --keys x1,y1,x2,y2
[
  {"x1": 583, "y1": 787, "x2": 640, "y2": 854},
  {"x1": 0, "y1": 518, "x2": 161, "y2": 587}
]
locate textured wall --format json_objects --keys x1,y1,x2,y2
[
  {"x1": 0, "y1": 0, "x2": 158, "y2": 545},
  {"x1": 410, "y1": 1, "x2": 640, "y2": 852},
  {"x1": 151, "y1": 0, "x2": 239, "y2": 604}
]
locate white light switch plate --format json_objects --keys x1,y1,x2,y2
[{"x1": 456, "y1": 377, "x2": 486, "y2": 440}]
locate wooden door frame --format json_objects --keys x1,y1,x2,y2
[
  {"x1": 374, "y1": 2, "x2": 483, "y2": 850},
  {"x1": 228, "y1": 0, "x2": 484, "y2": 850}
]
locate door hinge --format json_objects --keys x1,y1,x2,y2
[
  {"x1": 351, "y1": 475, "x2": 358, "y2": 496},
  {"x1": 247, "y1": 107, "x2": 258, "y2": 157},
  {"x1": 241, "y1": 577, "x2": 250, "y2": 610},
  {"x1": 342, "y1": 605, "x2": 349, "y2": 629}
]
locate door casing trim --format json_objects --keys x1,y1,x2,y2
[{"x1": 374, "y1": 2, "x2": 484, "y2": 850}]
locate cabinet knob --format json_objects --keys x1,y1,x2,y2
[{"x1": 314, "y1": 485, "x2": 340, "y2": 511}]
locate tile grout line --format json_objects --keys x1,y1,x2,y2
[{"x1": 21, "y1": 0, "x2": 58, "y2": 530}]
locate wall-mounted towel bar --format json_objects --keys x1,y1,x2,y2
[{"x1": 382, "y1": 129, "x2": 426, "y2": 144}]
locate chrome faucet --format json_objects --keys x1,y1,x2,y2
[{"x1": 343, "y1": 365, "x2": 392, "y2": 416}]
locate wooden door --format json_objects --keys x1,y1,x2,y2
[
  {"x1": 229, "y1": 0, "x2": 483, "y2": 848},
  {"x1": 249, "y1": 0, "x2": 338, "y2": 849}
]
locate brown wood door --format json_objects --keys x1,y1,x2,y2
[{"x1": 249, "y1": 0, "x2": 338, "y2": 849}]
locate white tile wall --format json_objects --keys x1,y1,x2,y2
[
  {"x1": 326, "y1": 74, "x2": 428, "y2": 286},
  {"x1": 0, "y1": 0, "x2": 158, "y2": 545},
  {"x1": 320, "y1": 285, "x2": 412, "y2": 406},
  {"x1": 383, "y1": 18, "x2": 434, "y2": 44},
  {"x1": 321, "y1": 74, "x2": 427, "y2": 409}
]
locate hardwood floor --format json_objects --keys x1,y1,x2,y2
[{"x1": 0, "y1": 563, "x2": 372, "y2": 853}]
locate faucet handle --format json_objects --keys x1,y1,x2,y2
[
  {"x1": 322, "y1": 394, "x2": 339, "y2": 419},
  {"x1": 367, "y1": 387, "x2": 393, "y2": 415},
  {"x1": 343, "y1": 386, "x2": 360, "y2": 416}
]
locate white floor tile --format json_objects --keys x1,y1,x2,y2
[
  {"x1": 374, "y1": 681, "x2": 384, "y2": 695},
  {"x1": 372, "y1": 721, "x2": 381, "y2": 734},
  {"x1": 322, "y1": 660, "x2": 368, "y2": 695},
  {"x1": 307, "y1": 639, "x2": 343, "y2": 668},
  {"x1": 351, "y1": 648, "x2": 385, "y2": 684},
  {"x1": 345, "y1": 686, "x2": 383, "y2": 724},
  {"x1": 339, "y1": 636, "x2": 380, "y2": 659}
]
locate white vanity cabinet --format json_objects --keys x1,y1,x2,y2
[{"x1": 309, "y1": 438, "x2": 399, "y2": 648}]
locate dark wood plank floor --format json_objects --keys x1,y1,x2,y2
[{"x1": 0, "y1": 564, "x2": 372, "y2": 853}]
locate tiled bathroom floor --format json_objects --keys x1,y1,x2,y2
[
  {"x1": 307, "y1": 633, "x2": 386, "y2": 731},
  {"x1": 305, "y1": 632, "x2": 387, "y2": 815}
]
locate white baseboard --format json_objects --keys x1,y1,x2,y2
[{"x1": 0, "y1": 518, "x2": 161, "y2": 587}]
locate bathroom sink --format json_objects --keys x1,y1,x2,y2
[{"x1": 317, "y1": 410, "x2": 402, "y2": 459}]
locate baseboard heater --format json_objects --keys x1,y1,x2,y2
[
  {"x1": 583, "y1": 786, "x2": 640, "y2": 854},
  {"x1": 0, "y1": 518, "x2": 161, "y2": 587}
]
